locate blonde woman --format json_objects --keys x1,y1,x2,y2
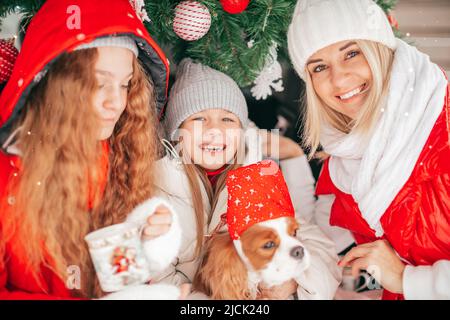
[
  {"x1": 288, "y1": 0, "x2": 450, "y2": 299},
  {"x1": 151, "y1": 58, "x2": 342, "y2": 299},
  {"x1": 0, "y1": 0, "x2": 185, "y2": 299}
]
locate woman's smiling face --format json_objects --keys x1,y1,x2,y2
[{"x1": 306, "y1": 41, "x2": 373, "y2": 119}]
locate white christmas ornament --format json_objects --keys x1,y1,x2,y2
[
  {"x1": 251, "y1": 42, "x2": 284, "y2": 100},
  {"x1": 173, "y1": 1, "x2": 212, "y2": 41},
  {"x1": 129, "y1": 0, "x2": 151, "y2": 23}
]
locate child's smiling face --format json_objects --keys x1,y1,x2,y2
[{"x1": 179, "y1": 109, "x2": 242, "y2": 171}]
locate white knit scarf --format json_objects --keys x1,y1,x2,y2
[{"x1": 321, "y1": 39, "x2": 448, "y2": 237}]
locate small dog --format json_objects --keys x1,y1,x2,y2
[
  {"x1": 194, "y1": 160, "x2": 310, "y2": 299},
  {"x1": 194, "y1": 216, "x2": 310, "y2": 299}
]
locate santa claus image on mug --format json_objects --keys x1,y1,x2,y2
[{"x1": 85, "y1": 222, "x2": 151, "y2": 292}]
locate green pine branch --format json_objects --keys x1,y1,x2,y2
[
  {"x1": 0, "y1": 0, "x2": 45, "y2": 18},
  {"x1": 0, "y1": 0, "x2": 402, "y2": 88},
  {"x1": 145, "y1": 0, "x2": 296, "y2": 87},
  {"x1": 376, "y1": 0, "x2": 398, "y2": 13}
]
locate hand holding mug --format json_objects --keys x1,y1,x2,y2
[
  {"x1": 142, "y1": 205, "x2": 173, "y2": 240},
  {"x1": 85, "y1": 198, "x2": 182, "y2": 293}
]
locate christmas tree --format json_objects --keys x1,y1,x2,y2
[{"x1": 1, "y1": 0, "x2": 401, "y2": 94}]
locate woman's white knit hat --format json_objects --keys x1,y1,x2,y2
[
  {"x1": 164, "y1": 58, "x2": 249, "y2": 141},
  {"x1": 75, "y1": 35, "x2": 139, "y2": 57},
  {"x1": 288, "y1": 0, "x2": 397, "y2": 80}
]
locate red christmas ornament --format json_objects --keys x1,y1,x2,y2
[
  {"x1": 0, "y1": 39, "x2": 19, "y2": 84},
  {"x1": 387, "y1": 14, "x2": 399, "y2": 29},
  {"x1": 220, "y1": 0, "x2": 250, "y2": 14}
]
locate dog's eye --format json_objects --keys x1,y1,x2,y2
[
  {"x1": 263, "y1": 241, "x2": 276, "y2": 249},
  {"x1": 292, "y1": 229, "x2": 299, "y2": 237}
]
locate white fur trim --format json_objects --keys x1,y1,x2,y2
[
  {"x1": 101, "y1": 284, "x2": 180, "y2": 300},
  {"x1": 126, "y1": 197, "x2": 182, "y2": 274}
]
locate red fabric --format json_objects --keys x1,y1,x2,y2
[
  {"x1": 226, "y1": 160, "x2": 295, "y2": 240},
  {"x1": 0, "y1": 143, "x2": 110, "y2": 300},
  {"x1": 0, "y1": 0, "x2": 168, "y2": 300},
  {"x1": 0, "y1": 0, "x2": 170, "y2": 129},
  {"x1": 0, "y1": 39, "x2": 18, "y2": 84},
  {"x1": 316, "y1": 84, "x2": 450, "y2": 300},
  {"x1": 206, "y1": 165, "x2": 226, "y2": 187},
  {"x1": 87, "y1": 141, "x2": 110, "y2": 209}
]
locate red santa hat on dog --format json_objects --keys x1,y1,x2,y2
[{"x1": 226, "y1": 159, "x2": 295, "y2": 241}]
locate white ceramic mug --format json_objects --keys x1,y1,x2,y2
[{"x1": 85, "y1": 222, "x2": 151, "y2": 293}]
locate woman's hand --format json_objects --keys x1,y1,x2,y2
[
  {"x1": 141, "y1": 205, "x2": 173, "y2": 240},
  {"x1": 257, "y1": 279, "x2": 298, "y2": 300},
  {"x1": 338, "y1": 240, "x2": 406, "y2": 294},
  {"x1": 261, "y1": 130, "x2": 304, "y2": 160}
]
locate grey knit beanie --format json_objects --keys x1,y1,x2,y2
[
  {"x1": 164, "y1": 58, "x2": 249, "y2": 140},
  {"x1": 75, "y1": 35, "x2": 139, "y2": 57}
]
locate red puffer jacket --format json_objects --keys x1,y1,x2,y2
[
  {"x1": 316, "y1": 83, "x2": 450, "y2": 300},
  {"x1": 0, "y1": 144, "x2": 108, "y2": 299},
  {"x1": 0, "y1": 0, "x2": 169, "y2": 299}
]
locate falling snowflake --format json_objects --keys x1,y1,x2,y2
[{"x1": 250, "y1": 42, "x2": 284, "y2": 100}]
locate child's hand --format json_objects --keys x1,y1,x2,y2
[
  {"x1": 257, "y1": 279, "x2": 298, "y2": 300},
  {"x1": 142, "y1": 205, "x2": 173, "y2": 240},
  {"x1": 261, "y1": 130, "x2": 304, "y2": 160},
  {"x1": 179, "y1": 283, "x2": 192, "y2": 300}
]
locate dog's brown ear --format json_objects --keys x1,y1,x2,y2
[{"x1": 193, "y1": 232, "x2": 250, "y2": 300}]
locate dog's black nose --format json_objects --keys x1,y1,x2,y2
[{"x1": 290, "y1": 246, "x2": 304, "y2": 260}]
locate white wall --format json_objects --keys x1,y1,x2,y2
[{"x1": 394, "y1": 0, "x2": 450, "y2": 77}]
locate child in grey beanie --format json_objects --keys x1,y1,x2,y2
[
  {"x1": 151, "y1": 59, "x2": 326, "y2": 299},
  {"x1": 163, "y1": 58, "x2": 249, "y2": 141}
]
